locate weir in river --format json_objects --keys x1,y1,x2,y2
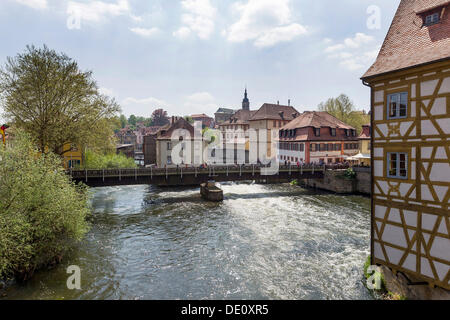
[{"x1": 1, "y1": 183, "x2": 372, "y2": 300}]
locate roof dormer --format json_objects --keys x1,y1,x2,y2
[{"x1": 415, "y1": 1, "x2": 448, "y2": 27}]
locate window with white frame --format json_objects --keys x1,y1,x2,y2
[
  {"x1": 425, "y1": 13, "x2": 440, "y2": 25},
  {"x1": 387, "y1": 92, "x2": 408, "y2": 119},
  {"x1": 387, "y1": 152, "x2": 408, "y2": 179}
]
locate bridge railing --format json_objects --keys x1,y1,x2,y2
[{"x1": 68, "y1": 163, "x2": 334, "y2": 179}]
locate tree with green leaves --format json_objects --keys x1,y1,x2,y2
[
  {"x1": 0, "y1": 45, "x2": 120, "y2": 156},
  {"x1": 128, "y1": 114, "x2": 137, "y2": 126},
  {"x1": 184, "y1": 116, "x2": 194, "y2": 124},
  {"x1": 119, "y1": 114, "x2": 128, "y2": 129},
  {"x1": 82, "y1": 150, "x2": 137, "y2": 169},
  {"x1": 318, "y1": 94, "x2": 370, "y2": 134},
  {"x1": 0, "y1": 131, "x2": 90, "y2": 281},
  {"x1": 151, "y1": 108, "x2": 169, "y2": 126}
]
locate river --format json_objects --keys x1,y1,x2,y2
[{"x1": 1, "y1": 183, "x2": 373, "y2": 300}]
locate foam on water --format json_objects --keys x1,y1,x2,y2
[{"x1": 1, "y1": 183, "x2": 372, "y2": 300}]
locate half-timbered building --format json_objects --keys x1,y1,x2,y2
[{"x1": 361, "y1": 0, "x2": 450, "y2": 289}]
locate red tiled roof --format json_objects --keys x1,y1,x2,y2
[
  {"x1": 249, "y1": 104, "x2": 299, "y2": 121},
  {"x1": 415, "y1": 0, "x2": 450, "y2": 13},
  {"x1": 220, "y1": 109, "x2": 256, "y2": 126},
  {"x1": 362, "y1": 0, "x2": 450, "y2": 79},
  {"x1": 191, "y1": 114, "x2": 212, "y2": 118},
  {"x1": 281, "y1": 111, "x2": 354, "y2": 130},
  {"x1": 358, "y1": 124, "x2": 371, "y2": 140}
]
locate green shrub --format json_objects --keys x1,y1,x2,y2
[
  {"x1": 363, "y1": 255, "x2": 372, "y2": 279},
  {"x1": 82, "y1": 150, "x2": 137, "y2": 169},
  {"x1": 0, "y1": 132, "x2": 90, "y2": 281},
  {"x1": 290, "y1": 179, "x2": 299, "y2": 186},
  {"x1": 344, "y1": 168, "x2": 356, "y2": 179}
]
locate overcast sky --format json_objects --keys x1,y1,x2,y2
[{"x1": 0, "y1": 0, "x2": 400, "y2": 119}]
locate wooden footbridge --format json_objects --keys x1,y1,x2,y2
[{"x1": 68, "y1": 164, "x2": 340, "y2": 187}]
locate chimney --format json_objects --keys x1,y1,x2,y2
[
  {"x1": 277, "y1": 100, "x2": 280, "y2": 105},
  {"x1": 172, "y1": 116, "x2": 175, "y2": 124},
  {"x1": 288, "y1": 99, "x2": 291, "y2": 106}
]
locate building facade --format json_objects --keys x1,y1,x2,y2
[
  {"x1": 249, "y1": 102, "x2": 300, "y2": 160},
  {"x1": 358, "y1": 124, "x2": 371, "y2": 166},
  {"x1": 143, "y1": 134, "x2": 158, "y2": 166},
  {"x1": 361, "y1": 0, "x2": 450, "y2": 289},
  {"x1": 191, "y1": 114, "x2": 215, "y2": 128},
  {"x1": 62, "y1": 142, "x2": 83, "y2": 169},
  {"x1": 214, "y1": 108, "x2": 236, "y2": 124},
  {"x1": 156, "y1": 118, "x2": 205, "y2": 167},
  {"x1": 277, "y1": 111, "x2": 359, "y2": 164}
]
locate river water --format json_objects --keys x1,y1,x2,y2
[{"x1": 1, "y1": 183, "x2": 373, "y2": 300}]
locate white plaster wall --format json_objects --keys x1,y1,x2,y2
[
  {"x1": 400, "y1": 121, "x2": 414, "y2": 136},
  {"x1": 421, "y1": 120, "x2": 439, "y2": 135},
  {"x1": 374, "y1": 148, "x2": 383, "y2": 157},
  {"x1": 411, "y1": 83, "x2": 416, "y2": 98},
  {"x1": 436, "y1": 118, "x2": 450, "y2": 134},
  {"x1": 374, "y1": 160, "x2": 383, "y2": 177},
  {"x1": 429, "y1": 162, "x2": 450, "y2": 182},
  {"x1": 374, "y1": 105, "x2": 383, "y2": 121},
  {"x1": 421, "y1": 79, "x2": 439, "y2": 96},
  {"x1": 438, "y1": 76, "x2": 450, "y2": 94},
  {"x1": 374, "y1": 90, "x2": 384, "y2": 103},
  {"x1": 431, "y1": 97, "x2": 447, "y2": 115}
]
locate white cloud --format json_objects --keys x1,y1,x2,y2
[
  {"x1": 130, "y1": 27, "x2": 159, "y2": 38},
  {"x1": 130, "y1": 14, "x2": 143, "y2": 23},
  {"x1": 343, "y1": 33, "x2": 374, "y2": 49},
  {"x1": 174, "y1": 0, "x2": 217, "y2": 40},
  {"x1": 173, "y1": 26, "x2": 191, "y2": 39},
  {"x1": 340, "y1": 59, "x2": 365, "y2": 71},
  {"x1": 324, "y1": 44, "x2": 345, "y2": 53},
  {"x1": 121, "y1": 96, "x2": 170, "y2": 117},
  {"x1": 13, "y1": 0, "x2": 47, "y2": 10},
  {"x1": 225, "y1": 0, "x2": 308, "y2": 48},
  {"x1": 254, "y1": 24, "x2": 307, "y2": 48},
  {"x1": 324, "y1": 33, "x2": 379, "y2": 71},
  {"x1": 325, "y1": 33, "x2": 374, "y2": 53},
  {"x1": 184, "y1": 92, "x2": 218, "y2": 114},
  {"x1": 67, "y1": 0, "x2": 130, "y2": 23}
]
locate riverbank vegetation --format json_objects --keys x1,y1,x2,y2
[
  {"x1": 81, "y1": 150, "x2": 137, "y2": 169},
  {"x1": 318, "y1": 94, "x2": 370, "y2": 134},
  {"x1": 0, "y1": 132, "x2": 90, "y2": 282},
  {"x1": 363, "y1": 255, "x2": 406, "y2": 300}
]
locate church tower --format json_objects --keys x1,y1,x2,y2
[{"x1": 242, "y1": 88, "x2": 250, "y2": 111}]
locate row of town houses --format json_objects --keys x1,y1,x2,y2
[{"x1": 116, "y1": 89, "x2": 371, "y2": 167}]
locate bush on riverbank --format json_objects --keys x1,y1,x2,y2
[
  {"x1": 0, "y1": 132, "x2": 90, "y2": 281},
  {"x1": 81, "y1": 150, "x2": 137, "y2": 169}
]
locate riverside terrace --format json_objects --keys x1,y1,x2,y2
[{"x1": 68, "y1": 164, "x2": 352, "y2": 187}]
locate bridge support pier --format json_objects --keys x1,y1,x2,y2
[{"x1": 200, "y1": 181, "x2": 224, "y2": 202}]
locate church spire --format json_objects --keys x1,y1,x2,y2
[{"x1": 242, "y1": 87, "x2": 250, "y2": 111}]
